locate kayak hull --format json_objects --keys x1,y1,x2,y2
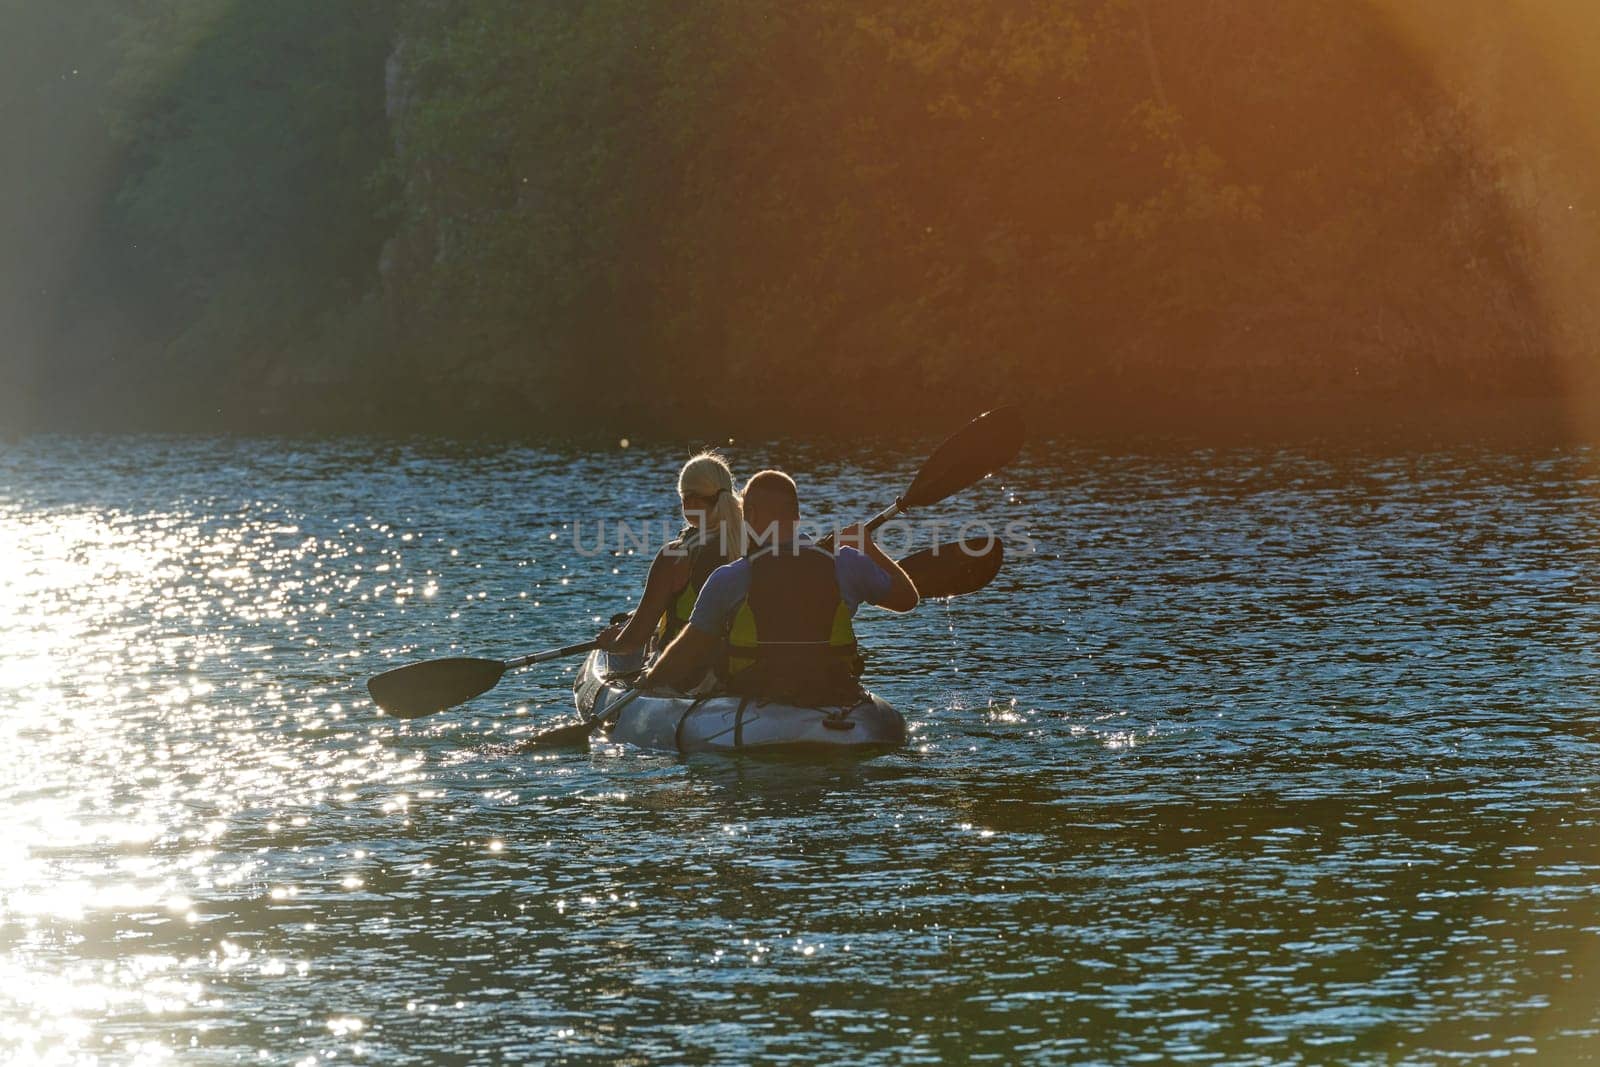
[{"x1": 572, "y1": 649, "x2": 906, "y2": 755}]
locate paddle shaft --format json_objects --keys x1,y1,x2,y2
[
  {"x1": 526, "y1": 686, "x2": 648, "y2": 748},
  {"x1": 505, "y1": 640, "x2": 598, "y2": 670},
  {"x1": 859, "y1": 498, "x2": 908, "y2": 537},
  {"x1": 815, "y1": 407, "x2": 1022, "y2": 552},
  {"x1": 596, "y1": 686, "x2": 646, "y2": 730},
  {"x1": 815, "y1": 500, "x2": 901, "y2": 553}
]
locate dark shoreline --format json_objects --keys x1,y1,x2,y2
[{"x1": 7, "y1": 390, "x2": 1592, "y2": 454}]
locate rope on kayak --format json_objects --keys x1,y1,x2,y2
[
  {"x1": 674, "y1": 695, "x2": 712, "y2": 752},
  {"x1": 733, "y1": 696, "x2": 753, "y2": 750}
]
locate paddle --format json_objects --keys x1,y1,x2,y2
[
  {"x1": 367, "y1": 639, "x2": 599, "y2": 719},
  {"x1": 522, "y1": 687, "x2": 648, "y2": 749},
  {"x1": 899, "y1": 537, "x2": 1004, "y2": 599},
  {"x1": 816, "y1": 405, "x2": 1025, "y2": 551}
]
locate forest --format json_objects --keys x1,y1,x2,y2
[{"x1": 4, "y1": 0, "x2": 1599, "y2": 439}]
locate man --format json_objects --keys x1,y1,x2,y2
[{"x1": 640, "y1": 469, "x2": 918, "y2": 704}]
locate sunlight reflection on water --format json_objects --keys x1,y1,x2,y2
[{"x1": 0, "y1": 436, "x2": 1597, "y2": 1062}]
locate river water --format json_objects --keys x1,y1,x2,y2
[{"x1": 1, "y1": 434, "x2": 1597, "y2": 1064}]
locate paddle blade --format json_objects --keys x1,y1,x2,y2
[
  {"x1": 367, "y1": 657, "x2": 507, "y2": 718},
  {"x1": 900, "y1": 537, "x2": 1004, "y2": 599},
  {"x1": 902, "y1": 406, "x2": 1026, "y2": 510},
  {"x1": 524, "y1": 717, "x2": 600, "y2": 749}
]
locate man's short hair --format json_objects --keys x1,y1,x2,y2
[{"x1": 743, "y1": 469, "x2": 800, "y2": 519}]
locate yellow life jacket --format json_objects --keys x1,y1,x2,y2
[
  {"x1": 722, "y1": 542, "x2": 860, "y2": 705},
  {"x1": 654, "y1": 530, "x2": 728, "y2": 647}
]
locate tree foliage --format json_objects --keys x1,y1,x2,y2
[
  {"x1": 2, "y1": 0, "x2": 1589, "y2": 435},
  {"x1": 382, "y1": 0, "x2": 1565, "y2": 434}
]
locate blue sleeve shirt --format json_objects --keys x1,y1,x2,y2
[
  {"x1": 687, "y1": 558, "x2": 750, "y2": 635},
  {"x1": 833, "y1": 546, "x2": 894, "y2": 610},
  {"x1": 687, "y1": 543, "x2": 895, "y2": 636}
]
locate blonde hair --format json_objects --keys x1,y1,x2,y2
[{"x1": 678, "y1": 451, "x2": 746, "y2": 558}]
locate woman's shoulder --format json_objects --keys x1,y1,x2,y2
[
  {"x1": 659, "y1": 531, "x2": 693, "y2": 555},
  {"x1": 653, "y1": 536, "x2": 698, "y2": 568}
]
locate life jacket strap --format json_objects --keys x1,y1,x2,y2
[{"x1": 736, "y1": 640, "x2": 858, "y2": 659}]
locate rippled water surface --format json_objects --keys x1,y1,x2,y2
[{"x1": 2, "y1": 434, "x2": 1599, "y2": 1064}]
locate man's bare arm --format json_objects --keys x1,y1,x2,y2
[{"x1": 639, "y1": 624, "x2": 717, "y2": 690}]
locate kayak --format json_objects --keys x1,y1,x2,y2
[{"x1": 572, "y1": 648, "x2": 906, "y2": 755}]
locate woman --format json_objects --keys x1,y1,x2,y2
[{"x1": 596, "y1": 451, "x2": 744, "y2": 656}]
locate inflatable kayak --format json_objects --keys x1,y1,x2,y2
[{"x1": 572, "y1": 648, "x2": 906, "y2": 755}]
